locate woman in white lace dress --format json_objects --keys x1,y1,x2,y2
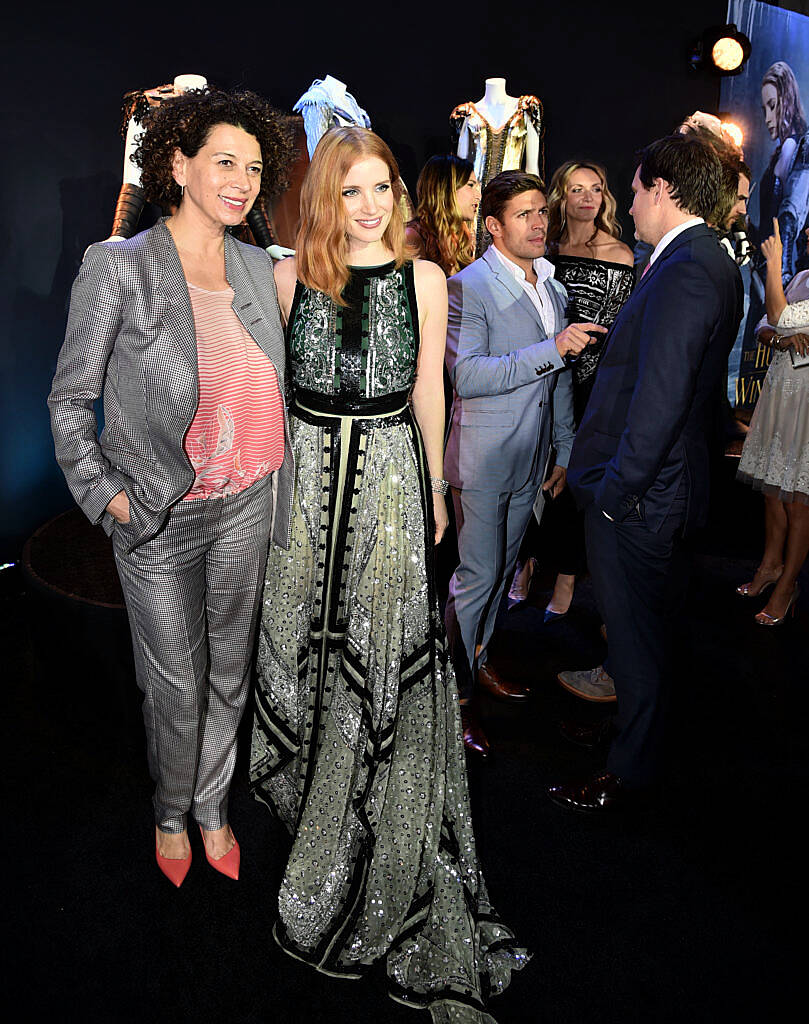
[{"x1": 737, "y1": 220, "x2": 809, "y2": 624}]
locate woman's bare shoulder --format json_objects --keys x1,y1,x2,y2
[
  {"x1": 273, "y1": 254, "x2": 298, "y2": 287},
  {"x1": 412, "y1": 257, "x2": 447, "y2": 290},
  {"x1": 595, "y1": 234, "x2": 634, "y2": 266}
]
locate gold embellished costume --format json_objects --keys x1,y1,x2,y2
[{"x1": 451, "y1": 96, "x2": 544, "y2": 253}]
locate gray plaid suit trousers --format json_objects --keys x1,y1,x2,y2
[{"x1": 112, "y1": 473, "x2": 274, "y2": 832}]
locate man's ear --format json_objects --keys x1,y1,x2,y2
[
  {"x1": 653, "y1": 178, "x2": 668, "y2": 205},
  {"x1": 485, "y1": 215, "x2": 501, "y2": 238}
]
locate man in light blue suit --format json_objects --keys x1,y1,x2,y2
[{"x1": 444, "y1": 170, "x2": 606, "y2": 755}]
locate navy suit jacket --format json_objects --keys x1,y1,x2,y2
[{"x1": 567, "y1": 223, "x2": 743, "y2": 535}]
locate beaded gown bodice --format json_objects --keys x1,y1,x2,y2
[{"x1": 288, "y1": 261, "x2": 419, "y2": 406}]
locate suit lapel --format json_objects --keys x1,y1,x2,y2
[
  {"x1": 633, "y1": 222, "x2": 710, "y2": 296},
  {"x1": 153, "y1": 220, "x2": 198, "y2": 376},
  {"x1": 482, "y1": 246, "x2": 546, "y2": 332},
  {"x1": 224, "y1": 234, "x2": 277, "y2": 361},
  {"x1": 545, "y1": 278, "x2": 566, "y2": 331},
  {"x1": 599, "y1": 223, "x2": 712, "y2": 360}
]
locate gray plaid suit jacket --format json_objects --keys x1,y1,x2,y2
[{"x1": 48, "y1": 218, "x2": 294, "y2": 551}]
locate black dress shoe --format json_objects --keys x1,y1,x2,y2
[
  {"x1": 557, "y1": 717, "x2": 611, "y2": 750},
  {"x1": 478, "y1": 662, "x2": 531, "y2": 702},
  {"x1": 547, "y1": 771, "x2": 637, "y2": 813},
  {"x1": 460, "y1": 704, "x2": 490, "y2": 757}
]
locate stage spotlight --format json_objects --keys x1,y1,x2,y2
[
  {"x1": 690, "y1": 24, "x2": 752, "y2": 77},
  {"x1": 720, "y1": 121, "x2": 744, "y2": 149}
]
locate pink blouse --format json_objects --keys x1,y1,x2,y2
[{"x1": 183, "y1": 283, "x2": 284, "y2": 499}]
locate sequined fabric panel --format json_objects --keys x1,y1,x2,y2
[
  {"x1": 289, "y1": 268, "x2": 417, "y2": 399},
  {"x1": 553, "y1": 256, "x2": 634, "y2": 390},
  {"x1": 289, "y1": 287, "x2": 337, "y2": 392}
]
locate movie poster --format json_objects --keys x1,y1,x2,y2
[{"x1": 722, "y1": 0, "x2": 809, "y2": 409}]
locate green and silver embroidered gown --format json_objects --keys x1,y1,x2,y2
[{"x1": 250, "y1": 261, "x2": 528, "y2": 1022}]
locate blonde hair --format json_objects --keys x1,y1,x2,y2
[
  {"x1": 413, "y1": 154, "x2": 475, "y2": 276},
  {"x1": 296, "y1": 126, "x2": 408, "y2": 305},
  {"x1": 547, "y1": 160, "x2": 622, "y2": 250}
]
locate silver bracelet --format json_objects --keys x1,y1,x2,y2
[{"x1": 430, "y1": 477, "x2": 449, "y2": 495}]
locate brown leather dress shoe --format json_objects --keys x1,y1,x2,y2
[
  {"x1": 460, "y1": 704, "x2": 490, "y2": 757},
  {"x1": 478, "y1": 662, "x2": 532, "y2": 702},
  {"x1": 557, "y1": 717, "x2": 611, "y2": 750},
  {"x1": 546, "y1": 771, "x2": 637, "y2": 813}
]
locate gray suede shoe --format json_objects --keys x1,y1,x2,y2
[{"x1": 557, "y1": 666, "x2": 616, "y2": 703}]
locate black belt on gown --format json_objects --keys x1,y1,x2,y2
[{"x1": 291, "y1": 387, "x2": 411, "y2": 418}]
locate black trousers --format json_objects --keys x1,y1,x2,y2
[
  {"x1": 542, "y1": 483, "x2": 587, "y2": 577},
  {"x1": 584, "y1": 502, "x2": 688, "y2": 787}
]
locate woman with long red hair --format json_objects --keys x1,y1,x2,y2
[{"x1": 249, "y1": 126, "x2": 527, "y2": 1019}]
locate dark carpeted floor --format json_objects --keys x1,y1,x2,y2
[{"x1": 4, "y1": 462, "x2": 806, "y2": 1023}]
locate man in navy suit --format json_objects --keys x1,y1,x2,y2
[{"x1": 548, "y1": 135, "x2": 744, "y2": 811}]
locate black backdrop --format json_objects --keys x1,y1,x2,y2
[{"x1": 0, "y1": 1, "x2": 728, "y2": 557}]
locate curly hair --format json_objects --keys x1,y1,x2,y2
[
  {"x1": 762, "y1": 62, "x2": 808, "y2": 141},
  {"x1": 547, "y1": 160, "x2": 622, "y2": 249},
  {"x1": 134, "y1": 88, "x2": 294, "y2": 211},
  {"x1": 295, "y1": 126, "x2": 408, "y2": 306},
  {"x1": 412, "y1": 154, "x2": 475, "y2": 276}
]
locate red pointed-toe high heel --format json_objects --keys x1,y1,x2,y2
[
  {"x1": 155, "y1": 831, "x2": 192, "y2": 888},
  {"x1": 199, "y1": 825, "x2": 240, "y2": 880}
]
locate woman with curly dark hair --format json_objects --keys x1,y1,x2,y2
[
  {"x1": 48, "y1": 88, "x2": 295, "y2": 887},
  {"x1": 405, "y1": 154, "x2": 480, "y2": 275}
]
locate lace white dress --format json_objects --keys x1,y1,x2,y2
[{"x1": 737, "y1": 270, "x2": 809, "y2": 504}]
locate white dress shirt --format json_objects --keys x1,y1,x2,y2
[{"x1": 492, "y1": 246, "x2": 557, "y2": 337}]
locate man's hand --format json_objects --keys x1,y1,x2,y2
[
  {"x1": 555, "y1": 323, "x2": 607, "y2": 359},
  {"x1": 106, "y1": 490, "x2": 131, "y2": 524},
  {"x1": 542, "y1": 465, "x2": 567, "y2": 499}
]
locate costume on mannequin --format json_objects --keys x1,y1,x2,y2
[
  {"x1": 105, "y1": 75, "x2": 292, "y2": 257},
  {"x1": 451, "y1": 79, "x2": 543, "y2": 252},
  {"x1": 107, "y1": 75, "x2": 208, "y2": 242},
  {"x1": 294, "y1": 75, "x2": 414, "y2": 221},
  {"x1": 294, "y1": 75, "x2": 371, "y2": 157}
]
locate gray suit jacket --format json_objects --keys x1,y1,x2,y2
[
  {"x1": 48, "y1": 219, "x2": 294, "y2": 551},
  {"x1": 444, "y1": 246, "x2": 575, "y2": 492}
]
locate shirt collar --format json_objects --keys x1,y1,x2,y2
[
  {"x1": 493, "y1": 245, "x2": 555, "y2": 285},
  {"x1": 648, "y1": 218, "x2": 703, "y2": 267}
]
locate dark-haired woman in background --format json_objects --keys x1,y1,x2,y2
[
  {"x1": 406, "y1": 153, "x2": 480, "y2": 275},
  {"x1": 49, "y1": 88, "x2": 294, "y2": 886},
  {"x1": 510, "y1": 160, "x2": 634, "y2": 617}
]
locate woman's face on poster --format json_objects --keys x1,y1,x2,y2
[{"x1": 761, "y1": 83, "x2": 780, "y2": 140}]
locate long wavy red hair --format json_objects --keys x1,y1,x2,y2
[{"x1": 296, "y1": 126, "x2": 408, "y2": 305}]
